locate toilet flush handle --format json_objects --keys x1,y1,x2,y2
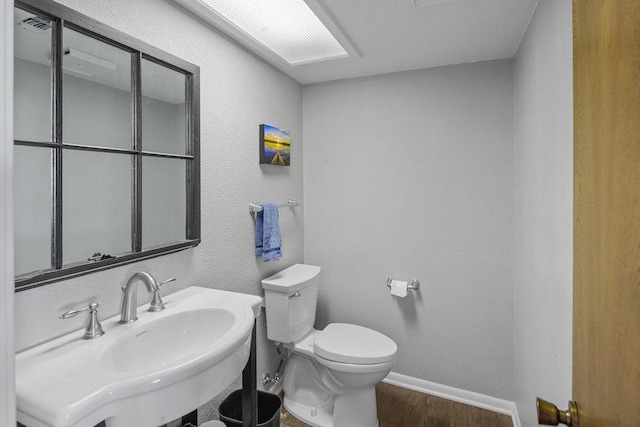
[{"x1": 288, "y1": 292, "x2": 301, "y2": 299}]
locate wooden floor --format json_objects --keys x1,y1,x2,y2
[{"x1": 280, "y1": 382, "x2": 513, "y2": 427}]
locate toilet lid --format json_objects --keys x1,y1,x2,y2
[{"x1": 313, "y1": 323, "x2": 397, "y2": 364}]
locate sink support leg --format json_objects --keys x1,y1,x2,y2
[
  {"x1": 181, "y1": 410, "x2": 197, "y2": 426},
  {"x1": 242, "y1": 320, "x2": 257, "y2": 427}
]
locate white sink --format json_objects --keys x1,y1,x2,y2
[
  {"x1": 100, "y1": 308, "x2": 236, "y2": 373},
  {"x1": 16, "y1": 287, "x2": 263, "y2": 427}
]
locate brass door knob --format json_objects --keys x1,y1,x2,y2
[{"x1": 536, "y1": 397, "x2": 579, "y2": 426}]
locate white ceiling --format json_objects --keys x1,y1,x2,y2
[
  {"x1": 18, "y1": 0, "x2": 541, "y2": 91},
  {"x1": 264, "y1": 0, "x2": 540, "y2": 84}
]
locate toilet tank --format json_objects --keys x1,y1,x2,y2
[{"x1": 261, "y1": 264, "x2": 321, "y2": 343}]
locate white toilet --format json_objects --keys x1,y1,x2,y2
[{"x1": 261, "y1": 264, "x2": 397, "y2": 427}]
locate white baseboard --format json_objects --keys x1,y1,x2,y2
[{"x1": 383, "y1": 372, "x2": 521, "y2": 427}]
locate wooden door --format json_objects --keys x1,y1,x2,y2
[{"x1": 573, "y1": 0, "x2": 640, "y2": 425}]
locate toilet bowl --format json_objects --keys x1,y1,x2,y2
[{"x1": 261, "y1": 264, "x2": 397, "y2": 427}]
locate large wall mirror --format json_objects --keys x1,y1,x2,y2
[{"x1": 14, "y1": 0, "x2": 201, "y2": 291}]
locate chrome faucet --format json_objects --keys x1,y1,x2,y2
[
  {"x1": 60, "y1": 302, "x2": 105, "y2": 339},
  {"x1": 120, "y1": 272, "x2": 159, "y2": 324},
  {"x1": 147, "y1": 277, "x2": 176, "y2": 313}
]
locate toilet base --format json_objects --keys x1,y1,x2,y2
[
  {"x1": 284, "y1": 396, "x2": 333, "y2": 427},
  {"x1": 284, "y1": 396, "x2": 379, "y2": 427},
  {"x1": 282, "y1": 354, "x2": 381, "y2": 427}
]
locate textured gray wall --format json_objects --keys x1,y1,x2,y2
[
  {"x1": 513, "y1": 1, "x2": 573, "y2": 425},
  {"x1": 303, "y1": 60, "x2": 514, "y2": 399}
]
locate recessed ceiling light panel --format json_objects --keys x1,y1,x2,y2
[
  {"x1": 175, "y1": 0, "x2": 357, "y2": 66},
  {"x1": 63, "y1": 49, "x2": 116, "y2": 77}
]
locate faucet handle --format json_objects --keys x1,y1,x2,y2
[
  {"x1": 60, "y1": 302, "x2": 105, "y2": 339},
  {"x1": 148, "y1": 277, "x2": 175, "y2": 312},
  {"x1": 60, "y1": 302, "x2": 95, "y2": 319},
  {"x1": 158, "y1": 277, "x2": 176, "y2": 287}
]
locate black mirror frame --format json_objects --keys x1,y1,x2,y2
[{"x1": 14, "y1": 0, "x2": 201, "y2": 292}]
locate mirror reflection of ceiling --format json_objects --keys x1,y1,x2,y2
[{"x1": 14, "y1": 8, "x2": 185, "y2": 105}]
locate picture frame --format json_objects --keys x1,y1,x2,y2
[{"x1": 259, "y1": 124, "x2": 290, "y2": 166}]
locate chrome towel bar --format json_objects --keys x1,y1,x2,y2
[{"x1": 249, "y1": 199, "x2": 300, "y2": 214}]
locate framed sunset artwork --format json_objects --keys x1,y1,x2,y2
[{"x1": 259, "y1": 124, "x2": 290, "y2": 166}]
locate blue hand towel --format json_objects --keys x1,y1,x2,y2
[{"x1": 255, "y1": 203, "x2": 282, "y2": 261}]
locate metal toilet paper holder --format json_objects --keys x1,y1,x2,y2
[{"x1": 386, "y1": 277, "x2": 420, "y2": 291}]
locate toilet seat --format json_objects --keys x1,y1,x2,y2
[{"x1": 313, "y1": 323, "x2": 397, "y2": 365}]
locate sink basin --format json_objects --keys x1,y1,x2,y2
[
  {"x1": 16, "y1": 287, "x2": 263, "y2": 427},
  {"x1": 101, "y1": 308, "x2": 235, "y2": 373}
]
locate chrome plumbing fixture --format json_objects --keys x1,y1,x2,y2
[
  {"x1": 60, "y1": 302, "x2": 105, "y2": 339},
  {"x1": 261, "y1": 343, "x2": 288, "y2": 388},
  {"x1": 148, "y1": 277, "x2": 176, "y2": 312},
  {"x1": 386, "y1": 277, "x2": 420, "y2": 291},
  {"x1": 249, "y1": 199, "x2": 300, "y2": 214},
  {"x1": 120, "y1": 272, "x2": 159, "y2": 323},
  {"x1": 261, "y1": 373, "x2": 280, "y2": 386}
]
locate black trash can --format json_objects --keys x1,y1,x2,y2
[{"x1": 219, "y1": 390, "x2": 281, "y2": 427}]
